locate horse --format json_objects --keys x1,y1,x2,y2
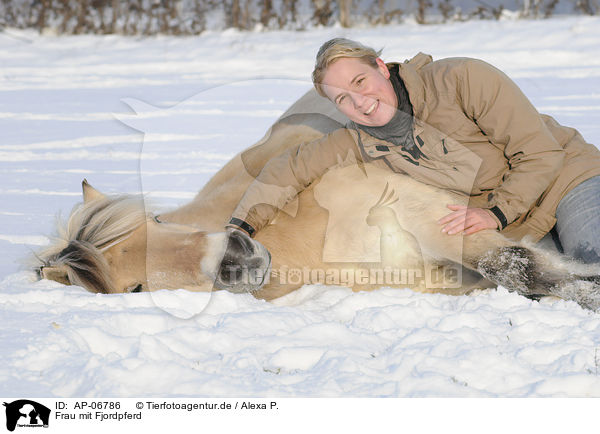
[{"x1": 36, "y1": 88, "x2": 600, "y2": 310}]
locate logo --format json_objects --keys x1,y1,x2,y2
[{"x1": 3, "y1": 400, "x2": 50, "y2": 432}]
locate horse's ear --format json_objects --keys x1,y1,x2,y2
[
  {"x1": 41, "y1": 266, "x2": 71, "y2": 286},
  {"x1": 82, "y1": 179, "x2": 106, "y2": 203}
]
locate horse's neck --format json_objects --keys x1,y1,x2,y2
[
  {"x1": 160, "y1": 155, "x2": 253, "y2": 231},
  {"x1": 160, "y1": 122, "x2": 326, "y2": 230},
  {"x1": 161, "y1": 89, "x2": 345, "y2": 232}
]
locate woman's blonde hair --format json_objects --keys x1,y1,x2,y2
[{"x1": 312, "y1": 38, "x2": 382, "y2": 97}]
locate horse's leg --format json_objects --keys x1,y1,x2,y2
[
  {"x1": 419, "y1": 220, "x2": 600, "y2": 310},
  {"x1": 392, "y1": 175, "x2": 600, "y2": 309},
  {"x1": 476, "y1": 243, "x2": 600, "y2": 310}
]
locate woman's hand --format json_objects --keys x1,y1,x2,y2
[{"x1": 438, "y1": 205, "x2": 499, "y2": 235}]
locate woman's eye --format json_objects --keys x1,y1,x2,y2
[
  {"x1": 337, "y1": 95, "x2": 346, "y2": 105},
  {"x1": 356, "y1": 78, "x2": 364, "y2": 86}
]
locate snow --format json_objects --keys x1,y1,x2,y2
[{"x1": 2, "y1": 17, "x2": 600, "y2": 398}]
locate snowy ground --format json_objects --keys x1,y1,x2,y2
[{"x1": 2, "y1": 17, "x2": 600, "y2": 397}]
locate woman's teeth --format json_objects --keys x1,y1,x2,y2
[{"x1": 364, "y1": 100, "x2": 377, "y2": 115}]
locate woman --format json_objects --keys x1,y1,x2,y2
[{"x1": 228, "y1": 38, "x2": 600, "y2": 264}]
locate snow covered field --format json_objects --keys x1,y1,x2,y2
[{"x1": 2, "y1": 16, "x2": 600, "y2": 398}]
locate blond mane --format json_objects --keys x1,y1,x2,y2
[{"x1": 36, "y1": 195, "x2": 148, "y2": 293}]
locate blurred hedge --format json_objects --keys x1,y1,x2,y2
[{"x1": 0, "y1": 0, "x2": 597, "y2": 35}]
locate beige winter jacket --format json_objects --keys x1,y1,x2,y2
[{"x1": 230, "y1": 53, "x2": 600, "y2": 242}]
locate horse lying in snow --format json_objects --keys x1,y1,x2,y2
[{"x1": 36, "y1": 89, "x2": 600, "y2": 311}]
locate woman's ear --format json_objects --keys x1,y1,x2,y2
[{"x1": 375, "y1": 57, "x2": 391, "y2": 79}]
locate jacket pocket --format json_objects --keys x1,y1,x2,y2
[{"x1": 504, "y1": 206, "x2": 557, "y2": 242}]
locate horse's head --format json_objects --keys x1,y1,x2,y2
[{"x1": 36, "y1": 180, "x2": 271, "y2": 294}]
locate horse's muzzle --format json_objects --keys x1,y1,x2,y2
[{"x1": 214, "y1": 229, "x2": 271, "y2": 293}]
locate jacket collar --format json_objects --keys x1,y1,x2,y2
[{"x1": 386, "y1": 52, "x2": 433, "y2": 121}]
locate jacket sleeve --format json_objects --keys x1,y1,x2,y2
[
  {"x1": 229, "y1": 127, "x2": 361, "y2": 235},
  {"x1": 458, "y1": 59, "x2": 565, "y2": 228}
]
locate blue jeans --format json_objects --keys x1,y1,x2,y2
[{"x1": 547, "y1": 175, "x2": 600, "y2": 264}]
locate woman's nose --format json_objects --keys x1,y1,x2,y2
[
  {"x1": 352, "y1": 93, "x2": 374, "y2": 112},
  {"x1": 351, "y1": 92, "x2": 370, "y2": 110}
]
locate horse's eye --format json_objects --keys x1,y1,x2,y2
[{"x1": 127, "y1": 284, "x2": 143, "y2": 293}]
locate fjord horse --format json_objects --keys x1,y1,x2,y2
[{"x1": 37, "y1": 89, "x2": 600, "y2": 310}]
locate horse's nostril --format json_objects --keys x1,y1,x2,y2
[{"x1": 219, "y1": 258, "x2": 244, "y2": 282}]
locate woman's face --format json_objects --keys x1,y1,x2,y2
[{"x1": 321, "y1": 57, "x2": 398, "y2": 127}]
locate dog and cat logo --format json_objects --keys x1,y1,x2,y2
[{"x1": 3, "y1": 400, "x2": 50, "y2": 431}]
